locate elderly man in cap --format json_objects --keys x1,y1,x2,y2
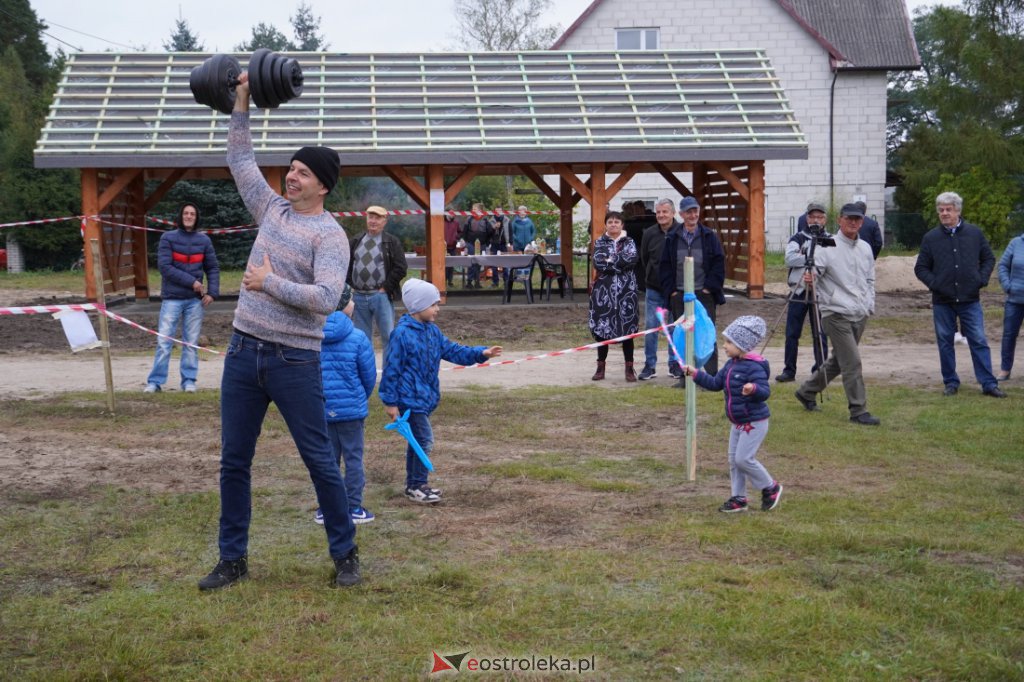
[
  {"x1": 795, "y1": 203, "x2": 881, "y2": 425},
  {"x1": 199, "y1": 71, "x2": 360, "y2": 591},
  {"x1": 659, "y1": 195, "x2": 726, "y2": 383},
  {"x1": 348, "y1": 205, "x2": 408, "y2": 359},
  {"x1": 776, "y1": 201, "x2": 832, "y2": 383},
  {"x1": 914, "y1": 191, "x2": 1004, "y2": 398}
]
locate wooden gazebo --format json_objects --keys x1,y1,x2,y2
[{"x1": 35, "y1": 50, "x2": 806, "y2": 300}]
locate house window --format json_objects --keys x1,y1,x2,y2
[{"x1": 616, "y1": 28, "x2": 659, "y2": 50}]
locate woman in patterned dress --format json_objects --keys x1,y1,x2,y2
[{"x1": 588, "y1": 211, "x2": 640, "y2": 382}]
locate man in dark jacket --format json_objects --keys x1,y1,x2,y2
[
  {"x1": 637, "y1": 198, "x2": 679, "y2": 380},
  {"x1": 914, "y1": 191, "x2": 1005, "y2": 397},
  {"x1": 144, "y1": 202, "x2": 219, "y2": 393},
  {"x1": 855, "y1": 201, "x2": 883, "y2": 259},
  {"x1": 659, "y1": 195, "x2": 726, "y2": 382},
  {"x1": 348, "y1": 205, "x2": 408, "y2": 359}
]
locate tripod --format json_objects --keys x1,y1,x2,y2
[{"x1": 763, "y1": 229, "x2": 834, "y2": 399}]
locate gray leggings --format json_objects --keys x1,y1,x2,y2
[{"x1": 727, "y1": 418, "x2": 773, "y2": 498}]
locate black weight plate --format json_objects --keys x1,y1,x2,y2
[
  {"x1": 189, "y1": 60, "x2": 208, "y2": 107},
  {"x1": 273, "y1": 56, "x2": 291, "y2": 104},
  {"x1": 248, "y1": 49, "x2": 271, "y2": 109},
  {"x1": 261, "y1": 51, "x2": 282, "y2": 108},
  {"x1": 210, "y1": 55, "x2": 236, "y2": 115},
  {"x1": 281, "y1": 58, "x2": 303, "y2": 100}
]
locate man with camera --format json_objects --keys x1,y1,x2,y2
[
  {"x1": 776, "y1": 202, "x2": 831, "y2": 383},
  {"x1": 794, "y1": 203, "x2": 880, "y2": 426}
]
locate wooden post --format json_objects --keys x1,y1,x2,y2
[
  {"x1": 129, "y1": 173, "x2": 149, "y2": 300},
  {"x1": 747, "y1": 160, "x2": 766, "y2": 299},
  {"x1": 559, "y1": 176, "x2": 574, "y2": 286},
  {"x1": 426, "y1": 165, "x2": 446, "y2": 299},
  {"x1": 81, "y1": 169, "x2": 100, "y2": 300},
  {"x1": 684, "y1": 257, "x2": 696, "y2": 481},
  {"x1": 90, "y1": 238, "x2": 116, "y2": 413}
]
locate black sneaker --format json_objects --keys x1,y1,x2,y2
[
  {"x1": 795, "y1": 390, "x2": 820, "y2": 411},
  {"x1": 761, "y1": 482, "x2": 783, "y2": 511},
  {"x1": 775, "y1": 372, "x2": 795, "y2": 383},
  {"x1": 334, "y1": 547, "x2": 361, "y2": 587},
  {"x1": 198, "y1": 556, "x2": 248, "y2": 591},
  {"x1": 637, "y1": 367, "x2": 656, "y2": 381},
  {"x1": 719, "y1": 496, "x2": 748, "y2": 513},
  {"x1": 669, "y1": 365, "x2": 683, "y2": 378},
  {"x1": 849, "y1": 412, "x2": 881, "y2": 426},
  {"x1": 983, "y1": 386, "x2": 1007, "y2": 398},
  {"x1": 943, "y1": 384, "x2": 958, "y2": 396}
]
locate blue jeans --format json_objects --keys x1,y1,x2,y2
[
  {"x1": 932, "y1": 301, "x2": 997, "y2": 391},
  {"x1": 783, "y1": 291, "x2": 827, "y2": 376},
  {"x1": 328, "y1": 419, "x2": 366, "y2": 509},
  {"x1": 147, "y1": 297, "x2": 204, "y2": 388},
  {"x1": 1001, "y1": 301, "x2": 1024, "y2": 373},
  {"x1": 642, "y1": 288, "x2": 669, "y2": 372},
  {"x1": 218, "y1": 333, "x2": 355, "y2": 560},
  {"x1": 353, "y1": 291, "x2": 395, "y2": 358},
  {"x1": 401, "y1": 409, "x2": 434, "y2": 489}
]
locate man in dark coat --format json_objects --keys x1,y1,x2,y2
[
  {"x1": 855, "y1": 201, "x2": 883, "y2": 259},
  {"x1": 914, "y1": 191, "x2": 1004, "y2": 398}
]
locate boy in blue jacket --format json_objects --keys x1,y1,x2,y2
[
  {"x1": 680, "y1": 316, "x2": 782, "y2": 513},
  {"x1": 314, "y1": 285, "x2": 378, "y2": 525},
  {"x1": 379, "y1": 279, "x2": 502, "y2": 503}
]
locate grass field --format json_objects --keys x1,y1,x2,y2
[{"x1": 1, "y1": 380, "x2": 1022, "y2": 680}]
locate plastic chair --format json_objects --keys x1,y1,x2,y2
[
  {"x1": 503, "y1": 255, "x2": 539, "y2": 304},
  {"x1": 535, "y1": 255, "x2": 573, "y2": 301}
]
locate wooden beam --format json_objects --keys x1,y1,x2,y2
[
  {"x1": 97, "y1": 168, "x2": 142, "y2": 214},
  {"x1": 653, "y1": 163, "x2": 693, "y2": 198},
  {"x1": 262, "y1": 167, "x2": 284, "y2": 195},
  {"x1": 706, "y1": 162, "x2": 751, "y2": 202},
  {"x1": 590, "y1": 163, "x2": 607, "y2": 256},
  {"x1": 604, "y1": 162, "x2": 642, "y2": 200},
  {"x1": 746, "y1": 160, "x2": 765, "y2": 300},
  {"x1": 129, "y1": 173, "x2": 149, "y2": 300},
  {"x1": 571, "y1": 177, "x2": 593, "y2": 207},
  {"x1": 426, "y1": 165, "x2": 447, "y2": 299},
  {"x1": 552, "y1": 163, "x2": 592, "y2": 204},
  {"x1": 559, "y1": 176, "x2": 574, "y2": 285},
  {"x1": 517, "y1": 165, "x2": 561, "y2": 204},
  {"x1": 383, "y1": 165, "x2": 429, "y2": 208},
  {"x1": 143, "y1": 169, "x2": 187, "y2": 212},
  {"x1": 81, "y1": 169, "x2": 100, "y2": 300},
  {"x1": 444, "y1": 165, "x2": 481, "y2": 203}
]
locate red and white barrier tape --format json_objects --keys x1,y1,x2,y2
[
  {"x1": 2, "y1": 302, "x2": 679, "y2": 370},
  {"x1": 0, "y1": 216, "x2": 82, "y2": 230},
  {"x1": 0, "y1": 303, "x2": 98, "y2": 315},
  {"x1": 441, "y1": 322, "x2": 679, "y2": 373}
]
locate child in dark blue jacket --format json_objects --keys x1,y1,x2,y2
[
  {"x1": 681, "y1": 316, "x2": 782, "y2": 513},
  {"x1": 379, "y1": 279, "x2": 502, "y2": 503},
  {"x1": 314, "y1": 285, "x2": 378, "y2": 525}
]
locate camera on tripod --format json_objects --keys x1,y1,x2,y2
[{"x1": 806, "y1": 224, "x2": 836, "y2": 249}]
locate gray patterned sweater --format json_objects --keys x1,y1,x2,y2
[{"x1": 227, "y1": 112, "x2": 349, "y2": 350}]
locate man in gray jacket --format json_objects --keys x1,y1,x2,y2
[{"x1": 795, "y1": 203, "x2": 880, "y2": 426}]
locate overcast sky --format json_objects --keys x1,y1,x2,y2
[{"x1": 30, "y1": 0, "x2": 950, "y2": 54}]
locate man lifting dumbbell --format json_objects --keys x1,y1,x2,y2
[{"x1": 197, "y1": 66, "x2": 363, "y2": 591}]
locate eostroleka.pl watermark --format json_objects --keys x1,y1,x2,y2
[{"x1": 431, "y1": 650, "x2": 596, "y2": 675}]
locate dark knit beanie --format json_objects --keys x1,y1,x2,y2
[{"x1": 291, "y1": 146, "x2": 340, "y2": 194}]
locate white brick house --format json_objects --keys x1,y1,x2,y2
[{"x1": 552, "y1": 0, "x2": 919, "y2": 249}]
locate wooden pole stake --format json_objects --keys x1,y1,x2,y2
[
  {"x1": 90, "y1": 239, "x2": 116, "y2": 413},
  {"x1": 684, "y1": 257, "x2": 696, "y2": 481}
]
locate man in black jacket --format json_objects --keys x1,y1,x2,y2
[
  {"x1": 348, "y1": 205, "x2": 408, "y2": 358},
  {"x1": 914, "y1": 191, "x2": 1005, "y2": 398},
  {"x1": 637, "y1": 198, "x2": 679, "y2": 381},
  {"x1": 659, "y1": 195, "x2": 726, "y2": 383}
]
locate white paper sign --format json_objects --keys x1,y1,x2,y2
[
  {"x1": 429, "y1": 188, "x2": 445, "y2": 216},
  {"x1": 53, "y1": 309, "x2": 101, "y2": 352}
]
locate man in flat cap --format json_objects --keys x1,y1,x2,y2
[
  {"x1": 659, "y1": 195, "x2": 726, "y2": 384},
  {"x1": 198, "y1": 71, "x2": 361, "y2": 592},
  {"x1": 348, "y1": 206, "x2": 408, "y2": 359},
  {"x1": 795, "y1": 203, "x2": 881, "y2": 426},
  {"x1": 776, "y1": 201, "x2": 831, "y2": 383}
]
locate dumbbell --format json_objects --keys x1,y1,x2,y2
[{"x1": 189, "y1": 49, "x2": 304, "y2": 115}]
